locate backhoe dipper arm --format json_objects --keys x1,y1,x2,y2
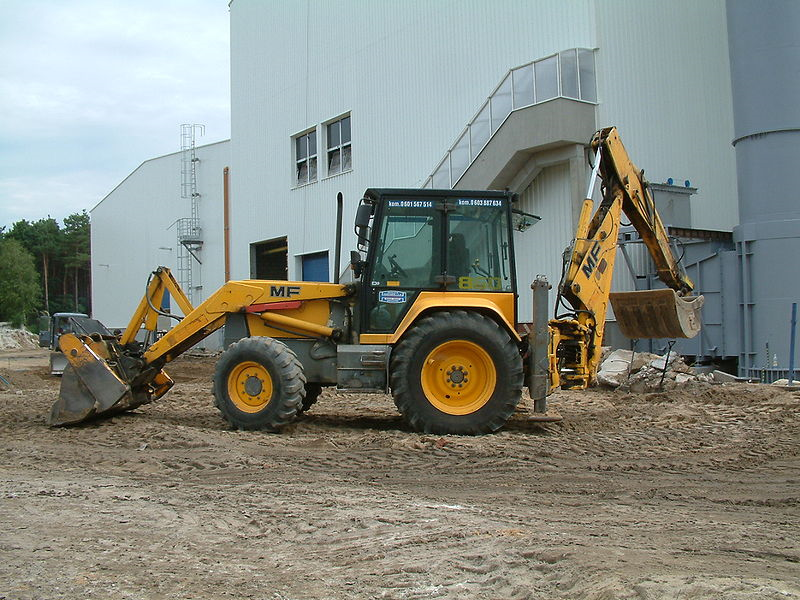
[
  {"x1": 558, "y1": 127, "x2": 695, "y2": 322},
  {"x1": 591, "y1": 127, "x2": 694, "y2": 294}
]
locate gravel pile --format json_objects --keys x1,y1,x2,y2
[{"x1": 0, "y1": 323, "x2": 40, "y2": 351}]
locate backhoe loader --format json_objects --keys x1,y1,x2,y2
[{"x1": 49, "y1": 127, "x2": 703, "y2": 435}]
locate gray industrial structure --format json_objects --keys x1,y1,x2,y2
[
  {"x1": 90, "y1": 0, "x2": 798, "y2": 380},
  {"x1": 728, "y1": 0, "x2": 800, "y2": 381},
  {"x1": 600, "y1": 0, "x2": 800, "y2": 381},
  {"x1": 619, "y1": 0, "x2": 800, "y2": 380}
]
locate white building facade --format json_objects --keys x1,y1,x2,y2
[
  {"x1": 91, "y1": 140, "x2": 230, "y2": 345},
  {"x1": 229, "y1": 0, "x2": 736, "y2": 316},
  {"x1": 93, "y1": 0, "x2": 737, "y2": 347}
]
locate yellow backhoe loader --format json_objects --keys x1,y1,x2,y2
[{"x1": 49, "y1": 127, "x2": 703, "y2": 434}]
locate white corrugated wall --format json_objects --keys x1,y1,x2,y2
[
  {"x1": 91, "y1": 141, "x2": 230, "y2": 334},
  {"x1": 514, "y1": 163, "x2": 575, "y2": 323},
  {"x1": 229, "y1": 0, "x2": 736, "y2": 284},
  {"x1": 594, "y1": 0, "x2": 737, "y2": 231}
]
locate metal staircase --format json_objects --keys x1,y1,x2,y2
[{"x1": 423, "y1": 48, "x2": 598, "y2": 189}]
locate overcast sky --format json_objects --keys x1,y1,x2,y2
[{"x1": 0, "y1": 0, "x2": 230, "y2": 230}]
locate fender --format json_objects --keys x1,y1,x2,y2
[{"x1": 359, "y1": 291, "x2": 519, "y2": 345}]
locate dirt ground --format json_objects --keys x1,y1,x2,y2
[{"x1": 1, "y1": 351, "x2": 798, "y2": 600}]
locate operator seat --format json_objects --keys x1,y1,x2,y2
[{"x1": 448, "y1": 233, "x2": 470, "y2": 278}]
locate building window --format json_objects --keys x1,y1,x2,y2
[
  {"x1": 295, "y1": 129, "x2": 317, "y2": 186},
  {"x1": 326, "y1": 115, "x2": 351, "y2": 175}
]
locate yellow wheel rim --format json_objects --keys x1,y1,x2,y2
[
  {"x1": 420, "y1": 340, "x2": 496, "y2": 415},
  {"x1": 227, "y1": 361, "x2": 273, "y2": 413}
]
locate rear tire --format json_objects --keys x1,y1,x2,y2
[
  {"x1": 213, "y1": 337, "x2": 306, "y2": 431},
  {"x1": 390, "y1": 311, "x2": 523, "y2": 435}
]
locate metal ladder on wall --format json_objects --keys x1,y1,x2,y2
[{"x1": 176, "y1": 124, "x2": 204, "y2": 304}]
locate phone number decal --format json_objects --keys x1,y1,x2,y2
[
  {"x1": 388, "y1": 200, "x2": 433, "y2": 208},
  {"x1": 457, "y1": 199, "x2": 503, "y2": 207}
]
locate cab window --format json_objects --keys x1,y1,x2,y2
[
  {"x1": 365, "y1": 199, "x2": 442, "y2": 332},
  {"x1": 447, "y1": 198, "x2": 512, "y2": 292}
]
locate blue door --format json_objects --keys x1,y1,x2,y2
[{"x1": 302, "y1": 252, "x2": 329, "y2": 282}]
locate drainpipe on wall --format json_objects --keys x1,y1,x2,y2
[{"x1": 223, "y1": 166, "x2": 231, "y2": 282}]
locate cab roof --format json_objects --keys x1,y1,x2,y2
[{"x1": 363, "y1": 188, "x2": 516, "y2": 203}]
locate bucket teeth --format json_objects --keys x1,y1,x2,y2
[{"x1": 610, "y1": 289, "x2": 704, "y2": 339}]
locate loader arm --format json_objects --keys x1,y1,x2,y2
[
  {"x1": 547, "y1": 127, "x2": 703, "y2": 392},
  {"x1": 49, "y1": 267, "x2": 350, "y2": 426}
]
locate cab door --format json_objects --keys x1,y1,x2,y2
[{"x1": 362, "y1": 197, "x2": 444, "y2": 333}]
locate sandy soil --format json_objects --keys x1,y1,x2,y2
[
  {"x1": 1, "y1": 356, "x2": 798, "y2": 599},
  {"x1": 0, "y1": 348, "x2": 49, "y2": 372}
]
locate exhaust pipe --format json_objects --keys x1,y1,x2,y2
[{"x1": 334, "y1": 192, "x2": 343, "y2": 284}]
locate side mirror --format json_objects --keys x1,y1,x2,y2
[
  {"x1": 350, "y1": 250, "x2": 364, "y2": 279},
  {"x1": 354, "y1": 203, "x2": 372, "y2": 244}
]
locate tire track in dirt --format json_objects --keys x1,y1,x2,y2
[{"x1": 1, "y1": 357, "x2": 798, "y2": 599}]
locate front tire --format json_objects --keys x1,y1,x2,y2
[
  {"x1": 213, "y1": 337, "x2": 306, "y2": 431},
  {"x1": 390, "y1": 311, "x2": 523, "y2": 435}
]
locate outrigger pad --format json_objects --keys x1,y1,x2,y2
[{"x1": 610, "y1": 289, "x2": 704, "y2": 340}]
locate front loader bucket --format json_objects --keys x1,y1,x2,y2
[
  {"x1": 610, "y1": 289, "x2": 704, "y2": 339},
  {"x1": 48, "y1": 363, "x2": 132, "y2": 426},
  {"x1": 47, "y1": 333, "x2": 158, "y2": 426}
]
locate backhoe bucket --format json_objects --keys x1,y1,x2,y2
[
  {"x1": 47, "y1": 333, "x2": 160, "y2": 426},
  {"x1": 610, "y1": 289, "x2": 704, "y2": 339}
]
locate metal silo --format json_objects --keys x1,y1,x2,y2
[{"x1": 727, "y1": 0, "x2": 800, "y2": 380}]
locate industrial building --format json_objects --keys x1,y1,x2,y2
[{"x1": 91, "y1": 0, "x2": 799, "y2": 379}]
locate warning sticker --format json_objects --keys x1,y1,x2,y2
[{"x1": 378, "y1": 290, "x2": 407, "y2": 304}]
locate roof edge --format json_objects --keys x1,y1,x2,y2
[{"x1": 90, "y1": 139, "x2": 231, "y2": 214}]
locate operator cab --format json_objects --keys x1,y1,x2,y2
[{"x1": 352, "y1": 189, "x2": 518, "y2": 334}]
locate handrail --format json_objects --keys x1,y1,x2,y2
[{"x1": 424, "y1": 48, "x2": 598, "y2": 189}]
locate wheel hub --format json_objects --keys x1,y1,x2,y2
[
  {"x1": 244, "y1": 375, "x2": 263, "y2": 396},
  {"x1": 227, "y1": 361, "x2": 273, "y2": 413},
  {"x1": 421, "y1": 340, "x2": 496, "y2": 415},
  {"x1": 446, "y1": 366, "x2": 468, "y2": 386}
]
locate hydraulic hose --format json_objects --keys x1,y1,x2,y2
[{"x1": 145, "y1": 271, "x2": 183, "y2": 322}]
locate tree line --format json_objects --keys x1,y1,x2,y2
[{"x1": 0, "y1": 211, "x2": 91, "y2": 328}]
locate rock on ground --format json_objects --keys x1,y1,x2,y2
[{"x1": 597, "y1": 349, "x2": 710, "y2": 391}]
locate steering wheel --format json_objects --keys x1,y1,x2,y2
[{"x1": 388, "y1": 254, "x2": 407, "y2": 277}]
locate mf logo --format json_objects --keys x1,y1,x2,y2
[
  {"x1": 581, "y1": 243, "x2": 602, "y2": 279},
  {"x1": 270, "y1": 285, "x2": 301, "y2": 298}
]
